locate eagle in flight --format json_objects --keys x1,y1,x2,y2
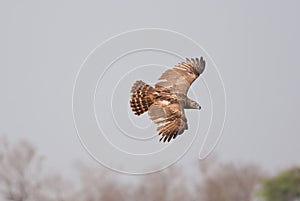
[{"x1": 130, "y1": 57, "x2": 206, "y2": 142}]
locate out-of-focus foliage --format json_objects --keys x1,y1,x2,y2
[
  {"x1": 0, "y1": 136, "x2": 282, "y2": 201},
  {"x1": 259, "y1": 167, "x2": 300, "y2": 201},
  {"x1": 74, "y1": 164, "x2": 130, "y2": 201},
  {"x1": 132, "y1": 166, "x2": 193, "y2": 201},
  {"x1": 196, "y1": 157, "x2": 265, "y2": 201},
  {"x1": 0, "y1": 137, "x2": 44, "y2": 201},
  {"x1": 0, "y1": 137, "x2": 75, "y2": 201},
  {"x1": 74, "y1": 164, "x2": 193, "y2": 201}
]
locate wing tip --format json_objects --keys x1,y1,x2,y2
[{"x1": 185, "y1": 56, "x2": 205, "y2": 75}]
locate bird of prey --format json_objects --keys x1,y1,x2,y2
[{"x1": 129, "y1": 57, "x2": 206, "y2": 142}]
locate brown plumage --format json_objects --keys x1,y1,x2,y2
[{"x1": 130, "y1": 57, "x2": 206, "y2": 142}]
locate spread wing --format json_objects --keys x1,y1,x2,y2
[
  {"x1": 155, "y1": 57, "x2": 205, "y2": 95},
  {"x1": 148, "y1": 96, "x2": 188, "y2": 142}
]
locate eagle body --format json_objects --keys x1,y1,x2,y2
[{"x1": 130, "y1": 57, "x2": 205, "y2": 142}]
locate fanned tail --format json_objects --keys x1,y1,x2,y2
[{"x1": 130, "y1": 80, "x2": 155, "y2": 116}]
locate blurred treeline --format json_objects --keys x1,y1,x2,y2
[{"x1": 0, "y1": 137, "x2": 299, "y2": 201}]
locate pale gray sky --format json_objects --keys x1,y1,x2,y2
[{"x1": 1, "y1": 0, "x2": 300, "y2": 174}]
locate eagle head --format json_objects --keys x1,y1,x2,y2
[{"x1": 186, "y1": 99, "x2": 201, "y2": 110}]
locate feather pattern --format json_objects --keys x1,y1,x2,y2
[
  {"x1": 155, "y1": 57, "x2": 205, "y2": 95},
  {"x1": 129, "y1": 57, "x2": 205, "y2": 142},
  {"x1": 148, "y1": 99, "x2": 187, "y2": 142}
]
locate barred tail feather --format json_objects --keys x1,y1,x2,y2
[{"x1": 130, "y1": 80, "x2": 154, "y2": 116}]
